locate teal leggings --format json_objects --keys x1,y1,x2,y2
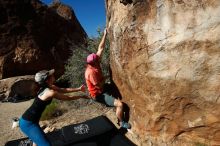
[{"x1": 19, "y1": 117, "x2": 51, "y2": 146}]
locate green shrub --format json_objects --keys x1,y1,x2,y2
[
  {"x1": 59, "y1": 28, "x2": 110, "y2": 87},
  {"x1": 41, "y1": 99, "x2": 58, "y2": 120}
]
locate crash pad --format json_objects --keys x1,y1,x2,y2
[{"x1": 5, "y1": 116, "x2": 136, "y2": 146}]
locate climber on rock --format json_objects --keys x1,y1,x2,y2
[{"x1": 85, "y1": 28, "x2": 131, "y2": 129}]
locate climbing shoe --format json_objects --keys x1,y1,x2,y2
[{"x1": 120, "y1": 121, "x2": 131, "y2": 129}]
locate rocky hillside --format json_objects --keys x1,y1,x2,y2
[
  {"x1": 0, "y1": 0, "x2": 87, "y2": 79},
  {"x1": 106, "y1": 0, "x2": 220, "y2": 145}
]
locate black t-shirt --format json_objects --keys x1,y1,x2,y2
[{"x1": 22, "y1": 88, "x2": 52, "y2": 122}]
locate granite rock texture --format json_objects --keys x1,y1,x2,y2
[{"x1": 106, "y1": 0, "x2": 220, "y2": 145}]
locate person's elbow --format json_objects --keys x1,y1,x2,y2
[{"x1": 97, "y1": 48, "x2": 103, "y2": 56}]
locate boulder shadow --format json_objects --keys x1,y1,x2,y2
[{"x1": 104, "y1": 68, "x2": 131, "y2": 129}]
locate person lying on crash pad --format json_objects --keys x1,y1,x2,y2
[{"x1": 19, "y1": 69, "x2": 86, "y2": 146}]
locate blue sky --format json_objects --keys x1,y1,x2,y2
[{"x1": 41, "y1": 0, "x2": 106, "y2": 37}]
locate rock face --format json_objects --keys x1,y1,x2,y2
[
  {"x1": 0, "y1": 75, "x2": 35, "y2": 101},
  {"x1": 106, "y1": 0, "x2": 220, "y2": 145},
  {"x1": 0, "y1": 0, "x2": 87, "y2": 79}
]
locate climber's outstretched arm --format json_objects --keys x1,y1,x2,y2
[{"x1": 96, "y1": 28, "x2": 107, "y2": 57}]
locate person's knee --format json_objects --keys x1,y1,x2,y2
[{"x1": 114, "y1": 99, "x2": 123, "y2": 108}]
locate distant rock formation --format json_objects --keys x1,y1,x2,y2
[
  {"x1": 0, "y1": 0, "x2": 87, "y2": 79},
  {"x1": 106, "y1": 0, "x2": 220, "y2": 145}
]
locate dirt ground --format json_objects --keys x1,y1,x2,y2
[
  {"x1": 0, "y1": 97, "x2": 140, "y2": 146},
  {"x1": 0, "y1": 98, "x2": 114, "y2": 146},
  {"x1": 0, "y1": 100, "x2": 32, "y2": 146}
]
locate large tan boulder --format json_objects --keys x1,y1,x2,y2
[
  {"x1": 106, "y1": 0, "x2": 220, "y2": 145},
  {"x1": 0, "y1": 0, "x2": 87, "y2": 79},
  {"x1": 0, "y1": 75, "x2": 35, "y2": 101}
]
